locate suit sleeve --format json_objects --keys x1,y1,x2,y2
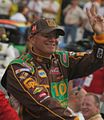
[{"x1": 67, "y1": 44, "x2": 104, "y2": 80}]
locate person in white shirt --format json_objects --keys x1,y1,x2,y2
[
  {"x1": 98, "y1": 0, "x2": 104, "y2": 17},
  {"x1": 0, "y1": 0, "x2": 12, "y2": 19},
  {"x1": 42, "y1": 0, "x2": 60, "y2": 19},
  {"x1": 10, "y1": 5, "x2": 29, "y2": 22},
  {"x1": 28, "y1": 0, "x2": 43, "y2": 20}
]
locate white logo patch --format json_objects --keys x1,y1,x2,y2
[{"x1": 97, "y1": 48, "x2": 104, "y2": 59}]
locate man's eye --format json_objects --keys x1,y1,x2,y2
[
  {"x1": 42, "y1": 34, "x2": 59, "y2": 39},
  {"x1": 42, "y1": 35, "x2": 49, "y2": 38}
]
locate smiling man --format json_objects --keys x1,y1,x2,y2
[
  {"x1": 1, "y1": 7, "x2": 104, "y2": 120},
  {"x1": 28, "y1": 18, "x2": 64, "y2": 57},
  {"x1": 81, "y1": 93, "x2": 103, "y2": 120}
]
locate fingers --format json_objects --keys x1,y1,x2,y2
[
  {"x1": 86, "y1": 4, "x2": 98, "y2": 20},
  {"x1": 90, "y1": 4, "x2": 97, "y2": 17},
  {"x1": 86, "y1": 4, "x2": 99, "y2": 27},
  {"x1": 86, "y1": 8, "x2": 94, "y2": 26},
  {"x1": 86, "y1": 4, "x2": 104, "y2": 33},
  {"x1": 96, "y1": 15, "x2": 104, "y2": 22},
  {"x1": 86, "y1": 8, "x2": 91, "y2": 19}
]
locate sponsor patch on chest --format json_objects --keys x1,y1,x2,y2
[
  {"x1": 38, "y1": 69, "x2": 47, "y2": 78},
  {"x1": 50, "y1": 67, "x2": 60, "y2": 75}
]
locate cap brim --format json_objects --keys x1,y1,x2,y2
[{"x1": 41, "y1": 27, "x2": 65, "y2": 36}]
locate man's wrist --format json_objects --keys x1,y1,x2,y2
[{"x1": 93, "y1": 33, "x2": 104, "y2": 44}]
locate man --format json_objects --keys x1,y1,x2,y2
[
  {"x1": 42, "y1": 0, "x2": 60, "y2": 20},
  {"x1": 0, "y1": 0, "x2": 12, "y2": 19},
  {"x1": 10, "y1": 5, "x2": 29, "y2": 22},
  {"x1": 1, "y1": 5, "x2": 104, "y2": 120},
  {"x1": 28, "y1": 0, "x2": 43, "y2": 20},
  {"x1": 81, "y1": 93, "x2": 103, "y2": 120},
  {"x1": 62, "y1": 0, "x2": 87, "y2": 46},
  {"x1": 98, "y1": 0, "x2": 104, "y2": 17}
]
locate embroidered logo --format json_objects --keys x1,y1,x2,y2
[
  {"x1": 50, "y1": 67, "x2": 60, "y2": 75},
  {"x1": 15, "y1": 68, "x2": 30, "y2": 74},
  {"x1": 23, "y1": 78, "x2": 37, "y2": 89},
  {"x1": 38, "y1": 69, "x2": 47, "y2": 78},
  {"x1": 33, "y1": 87, "x2": 43, "y2": 94},
  {"x1": 32, "y1": 25, "x2": 36, "y2": 32},
  {"x1": 39, "y1": 92, "x2": 47, "y2": 98},
  {"x1": 46, "y1": 19, "x2": 56, "y2": 27},
  {"x1": 63, "y1": 53, "x2": 67, "y2": 63},
  {"x1": 18, "y1": 72, "x2": 29, "y2": 80}
]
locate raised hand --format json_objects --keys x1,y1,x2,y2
[{"x1": 86, "y1": 4, "x2": 104, "y2": 34}]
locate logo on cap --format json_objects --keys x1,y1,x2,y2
[{"x1": 46, "y1": 19, "x2": 56, "y2": 27}]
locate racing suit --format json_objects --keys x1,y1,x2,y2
[{"x1": 1, "y1": 43, "x2": 104, "y2": 120}]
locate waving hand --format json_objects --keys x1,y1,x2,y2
[{"x1": 86, "y1": 4, "x2": 104, "y2": 34}]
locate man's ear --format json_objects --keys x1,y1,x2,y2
[
  {"x1": 28, "y1": 35, "x2": 34, "y2": 43},
  {"x1": 26, "y1": 35, "x2": 34, "y2": 50}
]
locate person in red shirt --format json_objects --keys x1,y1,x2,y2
[
  {"x1": 83, "y1": 67, "x2": 104, "y2": 96},
  {"x1": 0, "y1": 90, "x2": 20, "y2": 120}
]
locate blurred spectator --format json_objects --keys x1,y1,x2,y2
[
  {"x1": 83, "y1": 0, "x2": 100, "y2": 39},
  {"x1": 10, "y1": 0, "x2": 28, "y2": 17},
  {"x1": 10, "y1": 5, "x2": 30, "y2": 48},
  {"x1": 28, "y1": 0, "x2": 43, "y2": 21},
  {"x1": 42, "y1": 0, "x2": 60, "y2": 20},
  {"x1": 83, "y1": 0, "x2": 100, "y2": 11},
  {"x1": 60, "y1": 0, "x2": 71, "y2": 26},
  {"x1": 0, "y1": 0, "x2": 12, "y2": 19},
  {"x1": 10, "y1": 5, "x2": 29, "y2": 22},
  {"x1": 9, "y1": 1, "x2": 18, "y2": 17},
  {"x1": 98, "y1": 0, "x2": 104, "y2": 16},
  {"x1": 68, "y1": 86, "x2": 87, "y2": 120},
  {"x1": 62, "y1": 0, "x2": 87, "y2": 48},
  {"x1": 0, "y1": 90, "x2": 20, "y2": 120},
  {"x1": 17, "y1": 0, "x2": 28, "y2": 6},
  {"x1": 81, "y1": 93, "x2": 103, "y2": 120}
]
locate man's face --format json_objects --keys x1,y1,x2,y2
[
  {"x1": 81, "y1": 95, "x2": 99, "y2": 119},
  {"x1": 30, "y1": 32, "x2": 59, "y2": 57}
]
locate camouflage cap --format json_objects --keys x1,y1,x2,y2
[{"x1": 30, "y1": 18, "x2": 65, "y2": 36}]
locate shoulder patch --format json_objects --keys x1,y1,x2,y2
[{"x1": 10, "y1": 53, "x2": 35, "y2": 74}]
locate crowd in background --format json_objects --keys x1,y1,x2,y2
[
  {"x1": 0, "y1": 0, "x2": 104, "y2": 120},
  {"x1": 0, "y1": 0, "x2": 104, "y2": 44}
]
